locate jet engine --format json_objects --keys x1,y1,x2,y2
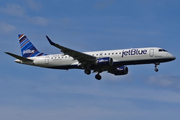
[
  {"x1": 108, "y1": 66, "x2": 128, "y2": 75},
  {"x1": 96, "y1": 57, "x2": 113, "y2": 66}
]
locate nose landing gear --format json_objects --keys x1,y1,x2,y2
[
  {"x1": 154, "y1": 62, "x2": 160, "y2": 72},
  {"x1": 155, "y1": 67, "x2": 158, "y2": 72}
]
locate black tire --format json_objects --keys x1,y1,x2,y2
[
  {"x1": 155, "y1": 68, "x2": 158, "y2": 72},
  {"x1": 95, "y1": 74, "x2": 102, "y2": 80},
  {"x1": 84, "y1": 69, "x2": 91, "y2": 75}
]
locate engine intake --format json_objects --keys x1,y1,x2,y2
[{"x1": 96, "y1": 57, "x2": 113, "y2": 66}]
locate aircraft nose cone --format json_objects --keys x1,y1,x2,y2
[
  {"x1": 170, "y1": 54, "x2": 176, "y2": 61},
  {"x1": 172, "y1": 56, "x2": 176, "y2": 60}
]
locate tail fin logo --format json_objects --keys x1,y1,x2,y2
[
  {"x1": 23, "y1": 49, "x2": 35, "y2": 55},
  {"x1": 18, "y1": 34, "x2": 47, "y2": 58}
]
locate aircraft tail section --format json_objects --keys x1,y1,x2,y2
[{"x1": 18, "y1": 34, "x2": 46, "y2": 58}]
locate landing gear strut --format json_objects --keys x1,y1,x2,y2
[
  {"x1": 95, "y1": 74, "x2": 102, "y2": 80},
  {"x1": 154, "y1": 62, "x2": 160, "y2": 72}
]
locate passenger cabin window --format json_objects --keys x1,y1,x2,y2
[{"x1": 159, "y1": 49, "x2": 167, "y2": 52}]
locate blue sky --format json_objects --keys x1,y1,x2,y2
[{"x1": 0, "y1": 0, "x2": 180, "y2": 120}]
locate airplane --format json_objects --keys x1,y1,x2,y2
[{"x1": 5, "y1": 34, "x2": 176, "y2": 80}]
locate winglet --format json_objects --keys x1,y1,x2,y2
[{"x1": 46, "y1": 36, "x2": 56, "y2": 45}]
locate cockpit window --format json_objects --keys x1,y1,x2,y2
[
  {"x1": 159, "y1": 49, "x2": 167, "y2": 52},
  {"x1": 159, "y1": 49, "x2": 163, "y2": 52}
]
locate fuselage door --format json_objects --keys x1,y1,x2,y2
[
  {"x1": 149, "y1": 49, "x2": 154, "y2": 57},
  {"x1": 45, "y1": 56, "x2": 49, "y2": 64}
]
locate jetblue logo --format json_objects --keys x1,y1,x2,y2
[
  {"x1": 23, "y1": 49, "x2": 35, "y2": 54},
  {"x1": 99, "y1": 59, "x2": 108, "y2": 63},
  {"x1": 122, "y1": 49, "x2": 147, "y2": 57}
]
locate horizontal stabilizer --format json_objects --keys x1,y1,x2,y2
[{"x1": 5, "y1": 52, "x2": 33, "y2": 62}]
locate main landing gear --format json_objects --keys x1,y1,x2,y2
[
  {"x1": 84, "y1": 69, "x2": 91, "y2": 75},
  {"x1": 84, "y1": 69, "x2": 102, "y2": 80},
  {"x1": 95, "y1": 74, "x2": 102, "y2": 80},
  {"x1": 154, "y1": 62, "x2": 160, "y2": 72}
]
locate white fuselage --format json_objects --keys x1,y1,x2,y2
[{"x1": 17, "y1": 47, "x2": 175, "y2": 70}]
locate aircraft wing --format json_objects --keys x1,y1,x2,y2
[
  {"x1": 46, "y1": 36, "x2": 96, "y2": 63},
  {"x1": 5, "y1": 52, "x2": 33, "y2": 62}
]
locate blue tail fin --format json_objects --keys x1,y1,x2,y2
[{"x1": 18, "y1": 34, "x2": 46, "y2": 58}]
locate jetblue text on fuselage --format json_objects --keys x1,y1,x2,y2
[{"x1": 121, "y1": 49, "x2": 147, "y2": 57}]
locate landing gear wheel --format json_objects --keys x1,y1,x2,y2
[
  {"x1": 95, "y1": 74, "x2": 102, "y2": 80},
  {"x1": 154, "y1": 62, "x2": 160, "y2": 72},
  {"x1": 155, "y1": 68, "x2": 158, "y2": 72},
  {"x1": 84, "y1": 69, "x2": 91, "y2": 75}
]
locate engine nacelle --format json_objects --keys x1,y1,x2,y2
[
  {"x1": 96, "y1": 57, "x2": 113, "y2": 66},
  {"x1": 109, "y1": 66, "x2": 128, "y2": 75}
]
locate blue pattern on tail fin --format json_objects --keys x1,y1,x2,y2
[{"x1": 18, "y1": 34, "x2": 46, "y2": 58}]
